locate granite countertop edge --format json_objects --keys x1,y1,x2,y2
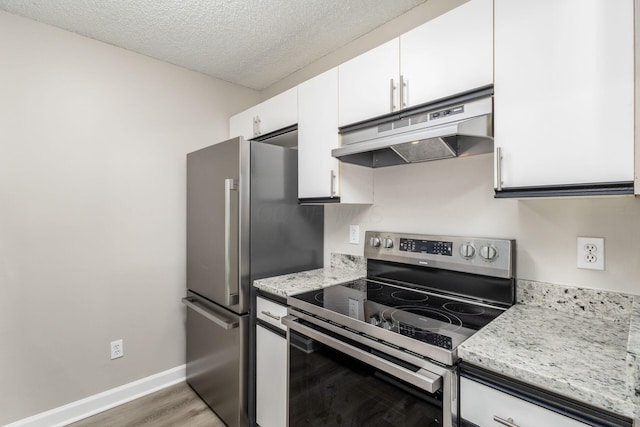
[
  {"x1": 458, "y1": 303, "x2": 638, "y2": 420},
  {"x1": 253, "y1": 267, "x2": 364, "y2": 298}
]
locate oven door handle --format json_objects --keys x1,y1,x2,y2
[{"x1": 282, "y1": 315, "x2": 442, "y2": 394}]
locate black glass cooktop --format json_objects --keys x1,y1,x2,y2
[{"x1": 289, "y1": 279, "x2": 505, "y2": 350}]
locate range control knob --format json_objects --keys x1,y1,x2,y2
[
  {"x1": 369, "y1": 314, "x2": 381, "y2": 326},
  {"x1": 381, "y1": 320, "x2": 393, "y2": 330},
  {"x1": 370, "y1": 237, "x2": 381, "y2": 247},
  {"x1": 480, "y1": 245, "x2": 498, "y2": 261},
  {"x1": 383, "y1": 238, "x2": 394, "y2": 249},
  {"x1": 459, "y1": 243, "x2": 476, "y2": 259}
]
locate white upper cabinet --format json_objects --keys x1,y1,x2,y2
[
  {"x1": 229, "y1": 87, "x2": 298, "y2": 139},
  {"x1": 299, "y1": 68, "x2": 373, "y2": 203},
  {"x1": 338, "y1": 39, "x2": 400, "y2": 127},
  {"x1": 494, "y1": 0, "x2": 635, "y2": 196},
  {"x1": 229, "y1": 107, "x2": 255, "y2": 140},
  {"x1": 299, "y1": 68, "x2": 341, "y2": 200},
  {"x1": 338, "y1": 0, "x2": 493, "y2": 127},
  {"x1": 400, "y1": 0, "x2": 493, "y2": 108}
]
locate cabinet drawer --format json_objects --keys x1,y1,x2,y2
[
  {"x1": 256, "y1": 296, "x2": 287, "y2": 332},
  {"x1": 460, "y1": 377, "x2": 590, "y2": 427}
]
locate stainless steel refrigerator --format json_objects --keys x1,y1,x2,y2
[{"x1": 182, "y1": 135, "x2": 323, "y2": 427}]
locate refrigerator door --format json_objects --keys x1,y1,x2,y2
[
  {"x1": 187, "y1": 137, "x2": 249, "y2": 314},
  {"x1": 184, "y1": 291, "x2": 248, "y2": 427},
  {"x1": 249, "y1": 141, "x2": 324, "y2": 281}
]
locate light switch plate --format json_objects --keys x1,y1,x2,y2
[{"x1": 349, "y1": 225, "x2": 360, "y2": 244}]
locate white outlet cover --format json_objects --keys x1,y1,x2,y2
[
  {"x1": 577, "y1": 237, "x2": 604, "y2": 271},
  {"x1": 349, "y1": 225, "x2": 360, "y2": 245},
  {"x1": 110, "y1": 339, "x2": 124, "y2": 359}
]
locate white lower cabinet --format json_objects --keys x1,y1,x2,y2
[
  {"x1": 460, "y1": 377, "x2": 590, "y2": 427},
  {"x1": 256, "y1": 297, "x2": 287, "y2": 427}
]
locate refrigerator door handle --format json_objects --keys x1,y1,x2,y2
[
  {"x1": 224, "y1": 178, "x2": 240, "y2": 306},
  {"x1": 182, "y1": 297, "x2": 239, "y2": 330}
]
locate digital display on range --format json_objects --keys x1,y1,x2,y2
[{"x1": 399, "y1": 238, "x2": 453, "y2": 256}]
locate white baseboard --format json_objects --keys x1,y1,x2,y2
[{"x1": 5, "y1": 364, "x2": 186, "y2": 427}]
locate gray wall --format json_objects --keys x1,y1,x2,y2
[{"x1": 0, "y1": 11, "x2": 259, "y2": 425}]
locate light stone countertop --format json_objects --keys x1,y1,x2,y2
[
  {"x1": 254, "y1": 266, "x2": 640, "y2": 421},
  {"x1": 459, "y1": 280, "x2": 639, "y2": 421},
  {"x1": 253, "y1": 267, "x2": 364, "y2": 298},
  {"x1": 253, "y1": 253, "x2": 365, "y2": 298}
]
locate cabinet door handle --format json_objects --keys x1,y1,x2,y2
[
  {"x1": 330, "y1": 169, "x2": 337, "y2": 197},
  {"x1": 399, "y1": 75, "x2": 407, "y2": 109},
  {"x1": 389, "y1": 78, "x2": 397, "y2": 112},
  {"x1": 253, "y1": 115, "x2": 261, "y2": 137},
  {"x1": 261, "y1": 310, "x2": 281, "y2": 321},
  {"x1": 495, "y1": 146, "x2": 503, "y2": 191},
  {"x1": 493, "y1": 416, "x2": 519, "y2": 427}
]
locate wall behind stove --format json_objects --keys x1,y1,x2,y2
[{"x1": 324, "y1": 154, "x2": 640, "y2": 296}]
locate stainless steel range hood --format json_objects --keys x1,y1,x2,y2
[{"x1": 332, "y1": 89, "x2": 493, "y2": 168}]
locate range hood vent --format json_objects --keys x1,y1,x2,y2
[{"x1": 332, "y1": 88, "x2": 493, "y2": 168}]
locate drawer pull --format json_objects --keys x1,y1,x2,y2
[
  {"x1": 493, "y1": 416, "x2": 519, "y2": 427},
  {"x1": 261, "y1": 310, "x2": 281, "y2": 321}
]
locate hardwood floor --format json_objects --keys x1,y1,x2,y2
[{"x1": 68, "y1": 382, "x2": 225, "y2": 427}]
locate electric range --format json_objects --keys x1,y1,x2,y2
[{"x1": 287, "y1": 231, "x2": 515, "y2": 366}]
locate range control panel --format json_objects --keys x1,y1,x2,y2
[
  {"x1": 364, "y1": 231, "x2": 514, "y2": 279},
  {"x1": 399, "y1": 238, "x2": 453, "y2": 256}
]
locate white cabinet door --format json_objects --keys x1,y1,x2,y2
[
  {"x1": 256, "y1": 324, "x2": 287, "y2": 427},
  {"x1": 460, "y1": 377, "x2": 590, "y2": 427},
  {"x1": 299, "y1": 68, "x2": 341, "y2": 200},
  {"x1": 299, "y1": 68, "x2": 373, "y2": 203},
  {"x1": 338, "y1": 39, "x2": 400, "y2": 126},
  {"x1": 229, "y1": 87, "x2": 298, "y2": 140},
  {"x1": 255, "y1": 87, "x2": 298, "y2": 136},
  {"x1": 229, "y1": 106, "x2": 257, "y2": 140},
  {"x1": 400, "y1": 0, "x2": 493, "y2": 108},
  {"x1": 494, "y1": 0, "x2": 634, "y2": 191}
]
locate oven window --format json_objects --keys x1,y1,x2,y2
[{"x1": 289, "y1": 329, "x2": 443, "y2": 427}]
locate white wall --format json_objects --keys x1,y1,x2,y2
[
  {"x1": 0, "y1": 11, "x2": 259, "y2": 425},
  {"x1": 325, "y1": 154, "x2": 640, "y2": 295}
]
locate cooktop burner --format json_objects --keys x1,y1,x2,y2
[
  {"x1": 391, "y1": 290, "x2": 429, "y2": 302},
  {"x1": 290, "y1": 279, "x2": 503, "y2": 351}
]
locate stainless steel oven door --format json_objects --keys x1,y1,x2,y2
[{"x1": 283, "y1": 315, "x2": 457, "y2": 427}]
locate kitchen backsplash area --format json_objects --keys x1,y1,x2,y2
[
  {"x1": 516, "y1": 279, "x2": 633, "y2": 323},
  {"x1": 330, "y1": 253, "x2": 366, "y2": 272},
  {"x1": 324, "y1": 154, "x2": 640, "y2": 296}
]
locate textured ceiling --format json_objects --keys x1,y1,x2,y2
[{"x1": 0, "y1": 0, "x2": 427, "y2": 90}]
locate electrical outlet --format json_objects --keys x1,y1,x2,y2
[
  {"x1": 110, "y1": 339, "x2": 124, "y2": 359},
  {"x1": 349, "y1": 225, "x2": 360, "y2": 244},
  {"x1": 577, "y1": 237, "x2": 604, "y2": 271}
]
